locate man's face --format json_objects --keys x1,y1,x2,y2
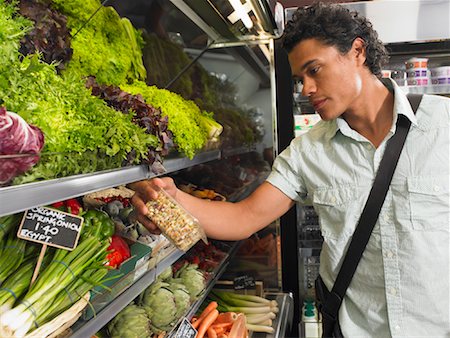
[{"x1": 288, "y1": 38, "x2": 365, "y2": 121}]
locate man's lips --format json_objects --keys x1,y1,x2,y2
[{"x1": 312, "y1": 98, "x2": 326, "y2": 110}]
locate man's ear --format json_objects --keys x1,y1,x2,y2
[{"x1": 352, "y1": 37, "x2": 366, "y2": 65}]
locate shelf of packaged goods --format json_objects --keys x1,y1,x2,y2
[
  {"x1": 400, "y1": 84, "x2": 450, "y2": 95},
  {"x1": 70, "y1": 248, "x2": 185, "y2": 338},
  {"x1": 0, "y1": 150, "x2": 221, "y2": 217}
]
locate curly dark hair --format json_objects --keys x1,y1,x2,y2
[{"x1": 282, "y1": 2, "x2": 389, "y2": 77}]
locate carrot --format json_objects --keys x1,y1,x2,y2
[
  {"x1": 192, "y1": 301, "x2": 218, "y2": 329},
  {"x1": 207, "y1": 326, "x2": 218, "y2": 338},
  {"x1": 228, "y1": 313, "x2": 246, "y2": 338},
  {"x1": 196, "y1": 309, "x2": 219, "y2": 338},
  {"x1": 214, "y1": 312, "x2": 238, "y2": 324},
  {"x1": 212, "y1": 323, "x2": 232, "y2": 329},
  {"x1": 213, "y1": 326, "x2": 225, "y2": 335}
]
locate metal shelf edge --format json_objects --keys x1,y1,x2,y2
[
  {"x1": 70, "y1": 249, "x2": 184, "y2": 338},
  {"x1": 0, "y1": 150, "x2": 221, "y2": 217},
  {"x1": 0, "y1": 165, "x2": 150, "y2": 217}
]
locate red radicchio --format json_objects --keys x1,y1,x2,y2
[{"x1": 0, "y1": 107, "x2": 45, "y2": 185}]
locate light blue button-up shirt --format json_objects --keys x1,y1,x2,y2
[{"x1": 267, "y1": 79, "x2": 450, "y2": 337}]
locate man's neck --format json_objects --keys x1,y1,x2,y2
[{"x1": 343, "y1": 77, "x2": 394, "y2": 148}]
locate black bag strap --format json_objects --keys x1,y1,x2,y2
[{"x1": 321, "y1": 93, "x2": 423, "y2": 321}]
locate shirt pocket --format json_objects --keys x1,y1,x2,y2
[
  {"x1": 312, "y1": 186, "x2": 358, "y2": 240},
  {"x1": 407, "y1": 176, "x2": 449, "y2": 231}
]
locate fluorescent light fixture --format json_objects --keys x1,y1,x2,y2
[{"x1": 228, "y1": 0, "x2": 253, "y2": 29}]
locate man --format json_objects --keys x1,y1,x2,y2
[{"x1": 130, "y1": 2, "x2": 450, "y2": 337}]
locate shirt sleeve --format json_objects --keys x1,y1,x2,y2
[{"x1": 266, "y1": 141, "x2": 308, "y2": 203}]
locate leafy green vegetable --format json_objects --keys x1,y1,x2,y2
[
  {"x1": 18, "y1": 0, "x2": 72, "y2": 72},
  {"x1": 121, "y1": 81, "x2": 210, "y2": 158},
  {"x1": 52, "y1": 0, "x2": 146, "y2": 85},
  {"x1": 0, "y1": 0, "x2": 32, "y2": 75},
  {"x1": 0, "y1": 53, "x2": 155, "y2": 184},
  {"x1": 0, "y1": 2, "x2": 155, "y2": 184}
]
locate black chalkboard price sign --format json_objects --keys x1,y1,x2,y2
[
  {"x1": 17, "y1": 206, "x2": 84, "y2": 250},
  {"x1": 234, "y1": 274, "x2": 256, "y2": 290},
  {"x1": 173, "y1": 318, "x2": 197, "y2": 338}
]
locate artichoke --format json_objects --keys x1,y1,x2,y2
[
  {"x1": 108, "y1": 303, "x2": 152, "y2": 338},
  {"x1": 175, "y1": 264, "x2": 205, "y2": 301},
  {"x1": 140, "y1": 281, "x2": 177, "y2": 333},
  {"x1": 168, "y1": 280, "x2": 191, "y2": 320}
]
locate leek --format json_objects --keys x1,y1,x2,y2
[
  {"x1": 0, "y1": 236, "x2": 109, "y2": 337},
  {"x1": 0, "y1": 259, "x2": 35, "y2": 312},
  {"x1": 210, "y1": 290, "x2": 279, "y2": 333},
  {"x1": 0, "y1": 235, "x2": 27, "y2": 284},
  {"x1": 0, "y1": 214, "x2": 22, "y2": 242}
]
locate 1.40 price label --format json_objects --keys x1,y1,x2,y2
[{"x1": 17, "y1": 206, "x2": 83, "y2": 250}]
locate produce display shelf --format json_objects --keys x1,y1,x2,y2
[
  {"x1": 167, "y1": 241, "x2": 240, "y2": 337},
  {"x1": 70, "y1": 248, "x2": 185, "y2": 338},
  {"x1": 222, "y1": 145, "x2": 258, "y2": 158},
  {"x1": 0, "y1": 150, "x2": 221, "y2": 217}
]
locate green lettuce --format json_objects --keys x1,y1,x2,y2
[
  {"x1": 52, "y1": 0, "x2": 146, "y2": 85},
  {"x1": 121, "y1": 81, "x2": 210, "y2": 159}
]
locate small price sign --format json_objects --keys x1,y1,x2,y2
[
  {"x1": 173, "y1": 317, "x2": 197, "y2": 338},
  {"x1": 17, "y1": 206, "x2": 83, "y2": 250},
  {"x1": 234, "y1": 275, "x2": 256, "y2": 290}
]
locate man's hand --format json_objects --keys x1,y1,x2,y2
[{"x1": 128, "y1": 177, "x2": 178, "y2": 233}]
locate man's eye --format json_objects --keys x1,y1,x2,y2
[{"x1": 309, "y1": 66, "x2": 320, "y2": 75}]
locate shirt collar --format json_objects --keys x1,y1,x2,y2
[{"x1": 327, "y1": 78, "x2": 419, "y2": 140}]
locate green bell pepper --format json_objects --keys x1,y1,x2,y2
[{"x1": 81, "y1": 210, "x2": 115, "y2": 242}]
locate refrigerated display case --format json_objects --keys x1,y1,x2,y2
[{"x1": 0, "y1": 0, "x2": 296, "y2": 337}]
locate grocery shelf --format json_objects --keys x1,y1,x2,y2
[
  {"x1": 163, "y1": 149, "x2": 221, "y2": 173},
  {"x1": 0, "y1": 165, "x2": 150, "y2": 217},
  {"x1": 0, "y1": 150, "x2": 221, "y2": 217},
  {"x1": 222, "y1": 144, "x2": 258, "y2": 158},
  {"x1": 70, "y1": 248, "x2": 184, "y2": 338},
  {"x1": 400, "y1": 84, "x2": 450, "y2": 95},
  {"x1": 167, "y1": 241, "x2": 240, "y2": 337}
]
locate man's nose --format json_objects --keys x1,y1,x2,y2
[{"x1": 301, "y1": 78, "x2": 316, "y2": 97}]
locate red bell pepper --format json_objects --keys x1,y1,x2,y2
[
  {"x1": 105, "y1": 235, "x2": 131, "y2": 269},
  {"x1": 50, "y1": 198, "x2": 82, "y2": 215},
  {"x1": 65, "y1": 198, "x2": 82, "y2": 215}
]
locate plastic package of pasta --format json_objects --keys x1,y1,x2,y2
[{"x1": 145, "y1": 187, "x2": 207, "y2": 251}]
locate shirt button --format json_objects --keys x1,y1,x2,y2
[
  {"x1": 395, "y1": 325, "x2": 401, "y2": 331},
  {"x1": 386, "y1": 250, "x2": 394, "y2": 259},
  {"x1": 434, "y1": 185, "x2": 440, "y2": 192},
  {"x1": 365, "y1": 144, "x2": 372, "y2": 150},
  {"x1": 330, "y1": 196, "x2": 337, "y2": 203},
  {"x1": 389, "y1": 287, "x2": 397, "y2": 296}
]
